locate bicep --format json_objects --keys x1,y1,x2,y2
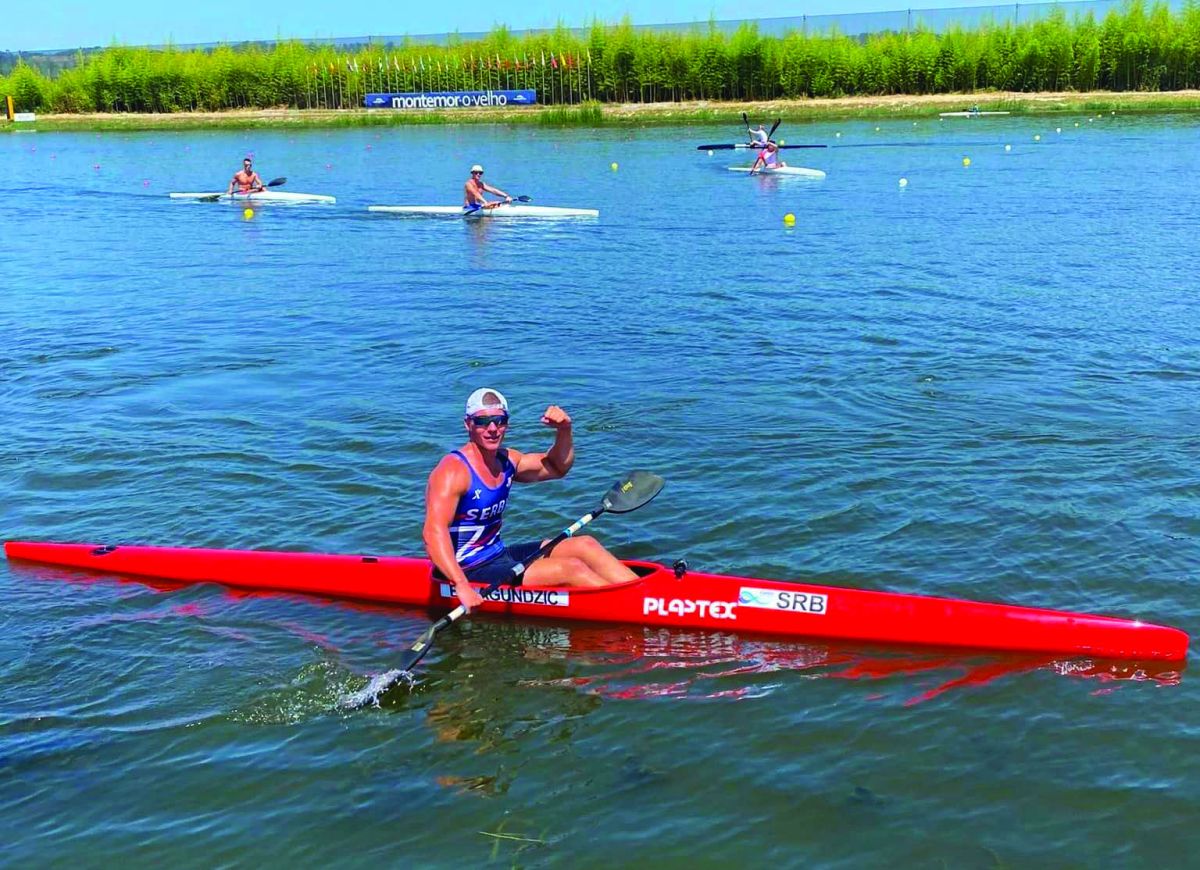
[{"x1": 511, "y1": 448, "x2": 557, "y2": 483}]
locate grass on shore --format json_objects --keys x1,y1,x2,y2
[{"x1": 5, "y1": 91, "x2": 1200, "y2": 133}]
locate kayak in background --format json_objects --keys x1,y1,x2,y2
[
  {"x1": 368, "y1": 204, "x2": 600, "y2": 218},
  {"x1": 697, "y1": 143, "x2": 828, "y2": 150},
  {"x1": 4, "y1": 541, "x2": 1188, "y2": 661},
  {"x1": 169, "y1": 191, "x2": 336, "y2": 204},
  {"x1": 938, "y1": 111, "x2": 1012, "y2": 118},
  {"x1": 728, "y1": 166, "x2": 826, "y2": 178}
]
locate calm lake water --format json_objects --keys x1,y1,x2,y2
[{"x1": 2, "y1": 113, "x2": 1199, "y2": 867}]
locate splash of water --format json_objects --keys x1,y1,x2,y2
[{"x1": 338, "y1": 669, "x2": 414, "y2": 709}]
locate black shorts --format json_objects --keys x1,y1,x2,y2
[{"x1": 434, "y1": 540, "x2": 544, "y2": 586}]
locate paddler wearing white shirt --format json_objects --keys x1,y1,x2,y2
[
  {"x1": 750, "y1": 141, "x2": 787, "y2": 174},
  {"x1": 463, "y1": 164, "x2": 511, "y2": 211},
  {"x1": 748, "y1": 124, "x2": 769, "y2": 146}
]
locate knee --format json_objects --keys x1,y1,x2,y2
[{"x1": 572, "y1": 535, "x2": 604, "y2": 553}]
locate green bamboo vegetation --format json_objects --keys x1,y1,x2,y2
[{"x1": 3, "y1": 1, "x2": 1199, "y2": 120}]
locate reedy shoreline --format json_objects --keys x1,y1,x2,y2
[{"x1": 5, "y1": 90, "x2": 1200, "y2": 132}]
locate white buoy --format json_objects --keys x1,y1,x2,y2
[
  {"x1": 899, "y1": 177, "x2": 908, "y2": 187},
  {"x1": 1004, "y1": 144, "x2": 1011, "y2": 152}
]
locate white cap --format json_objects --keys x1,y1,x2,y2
[
  {"x1": 465, "y1": 387, "x2": 507, "y2": 416},
  {"x1": 470, "y1": 164, "x2": 484, "y2": 173}
]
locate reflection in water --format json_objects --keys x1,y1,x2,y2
[{"x1": 504, "y1": 624, "x2": 1184, "y2": 706}]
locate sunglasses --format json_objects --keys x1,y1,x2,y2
[
  {"x1": 471, "y1": 170, "x2": 483, "y2": 175},
  {"x1": 469, "y1": 414, "x2": 509, "y2": 428}
]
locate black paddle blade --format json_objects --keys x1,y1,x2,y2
[
  {"x1": 516, "y1": 195, "x2": 532, "y2": 202},
  {"x1": 395, "y1": 623, "x2": 442, "y2": 672},
  {"x1": 741, "y1": 111, "x2": 749, "y2": 127},
  {"x1": 600, "y1": 471, "x2": 664, "y2": 514},
  {"x1": 768, "y1": 118, "x2": 781, "y2": 140},
  {"x1": 266, "y1": 176, "x2": 287, "y2": 187}
]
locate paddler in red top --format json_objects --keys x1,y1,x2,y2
[
  {"x1": 423, "y1": 388, "x2": 637, "y2": 612},
  {"x1": 750, "y1": 141, "x2": 787, "y2": 175},
  {"x1": 462, "y1": 164, "x2": 511, "y2": 213},
  {"x1": 227, "y1": 156, "x2": 265, "y2": 194}
]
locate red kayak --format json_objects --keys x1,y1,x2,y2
[{"x1": 3, "y1": 540, "x2": 1188, "y2": 661}]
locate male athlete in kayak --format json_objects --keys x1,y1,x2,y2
[
  {"x1": 227, "y1": 156, "x2": 265, "y2": 194},
  {"x1": 750, "y1": 141, "x2": 787, "y2": 174},
  {"x1": 424, "y1": 388, "x2": 637, "y2": 612},
  {"x1": 748, "y1": 123, "x2": 770, "y2": 146},
  {"x1": 463, "y1": 164, "x2": 511, "y2": 212}
]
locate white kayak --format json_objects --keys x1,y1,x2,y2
[
  {"x1": 938, "y1": 111, "x2": 1011, "y2": 118},
  {"x1": 169, "y1": 191, "x2": 336, "y2": 204},
  {"x1": 368, "y1": 204, "x2": 599, "y2": 218},
  {"x1": 728, "y1": 166, "x2": 826, "y2": 178}
]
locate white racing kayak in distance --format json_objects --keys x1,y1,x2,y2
[
  {"x1": 368, "y1": 203, "x2": 599, "y2": 218},
  {"x1": 169, "y1": 191, "x2": 337, "y2": 204},
  {"x1": 938, "y1": 111, "x2": 1012, "y2": 118},
  {"x1": 728, "y1": 166, "x2": 826, "y2": 179}
]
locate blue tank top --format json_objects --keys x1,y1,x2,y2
[{"x1": 447, "y1": 449, "x2": 515, "y2": 568}]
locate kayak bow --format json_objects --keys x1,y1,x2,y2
[{"x1": 4, "y1": 541, "x2": 1188, "y2": 661}]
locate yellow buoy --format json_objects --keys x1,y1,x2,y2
[
  {"x1": 783, "y1": 213, "x2": 796, "y2": 226},
  {"x1": 611, "y1": 162, "x2": 618, "y2": 171},
  {"x1": 778, "y1": 139, "x2": 785, "y2": 145},
  {"x1": 243, "y1": 208, "x2": 254, "y2": 220},
  {"x1": 899, "y1": 177, "x2": 908, "y2": 187},
  {"x1": 962, "y1": 156, "x2": 971, "y2": 167}
]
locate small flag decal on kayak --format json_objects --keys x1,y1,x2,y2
[
  {"x1": 738, "y1": 587, "x2": 829, "y2": 615},
  {"x1": 439, "y1": 583, "x2": 570, "y2": 607}
]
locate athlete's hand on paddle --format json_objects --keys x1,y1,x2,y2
[
  {"x1": 541, "y1": 405, "x2": 572, "y2": 430},
  {"x1": 454, "y1": 578, "x2": 484, "y2": 612}
]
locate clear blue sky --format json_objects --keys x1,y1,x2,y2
[{"x1": 12, "y1": 0, "x2": 1028, "y2": 51}]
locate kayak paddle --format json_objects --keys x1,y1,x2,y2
[
  {"x1": 197, "y1": 176, "x2": 287, "y2": 203},
  {"x1": 340, "y1": 469, "x2": 665, "y2": 708},
  {"x1": 768, "y1": 118, "x2": 781, "y2": 142},
  {"x1": 696, "y1": 143, "x2": 827, "y2": 150}
]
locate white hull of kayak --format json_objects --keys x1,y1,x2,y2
[
  {"x1": 938, "y1": 111, "x2": 1011, "y2": 118},
  {"x1": 169, "y1": 191, "x2": 337, "y2": 204},
  {"x1": 368, "y1": 204, "x2": 600, "y2": 218},
  {"x1": 728, "y1": 166, "x2": 826, "y2": 178}
]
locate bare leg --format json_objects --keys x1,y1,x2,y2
[
  {"x1": 544, "y1": 536, "x2": 637, "y2": 583},
  {"x1": 523, "y1": 555, "x2": 609, "y2": 588}
]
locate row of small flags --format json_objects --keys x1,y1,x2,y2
[{"x1": 312, "y1": 51, "x2": 590, "y2": 75}]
